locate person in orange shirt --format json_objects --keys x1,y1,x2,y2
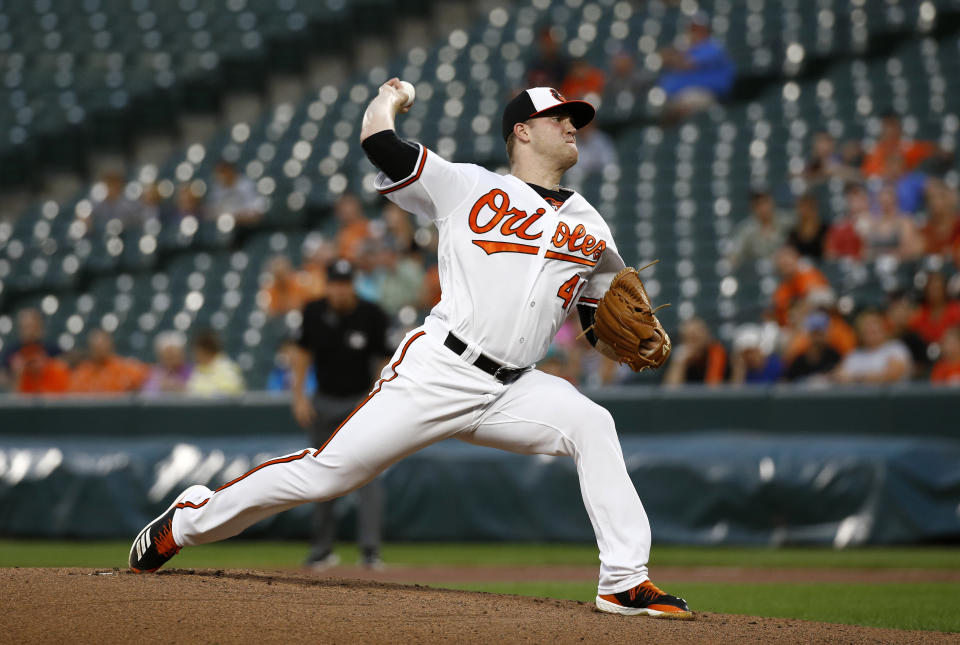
[
  {"x1": 69, "y1": 329, "x2": 149, "y2": 394},
  {"x1": 560, "y1": 59, "x2": 606, "y2": 100},
  {"x1": 781, "y1": 288, "x2": 858, "y2": 364},
  {"x1": 931, "y1": 326, "x2": 960, "y2": 385},
  {"x1": 922, "y1": 180, "x2": 960, "y2": 257},
  {"x1": 664, "y1": 317, "x2": 728, "y2": 385},
  {"x1": 909, "y1": 271, "x2": 960, "y2": 345},
  {"x1": 771, "y1": 245, "x2": 829, "y2": 326},
  {"x1": 260, "y1": 255, "x2": 321, "y2": 317},
  {"x1": 334, "y1": 193, "x2": 371, "y2": 262},
  {"x1": 861, "y1": 112, "x2": 936, "y2": 178},
  {"x1": 12, "y1": 344, "x2": 71, "y2": 394},
  {"x1": 2, "y1": 308, "x2": 66, "y2": 392}
]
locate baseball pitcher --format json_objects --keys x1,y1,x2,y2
[{"x1": 129, "y1": 80, "x2": 690, "y2": 619}]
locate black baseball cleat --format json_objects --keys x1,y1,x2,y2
[
  {"x1": 596, "y1": 580, "x2": 694, "y2": 619},
  {"x1": 129, "y1": 485, "x2": 206, "y2": 573}
]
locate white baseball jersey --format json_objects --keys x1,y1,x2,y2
[
  {"x1": 375, "y1": 144, "x2": 625, "y2": 367},
  {"x1": 161, "y1": 136, "x2": 656, "y2": 600}
]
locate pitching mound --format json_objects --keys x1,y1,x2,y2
[{"x1": 0, "y1": 568, "x2": 952, "y2": 644}]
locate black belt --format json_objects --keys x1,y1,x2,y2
[{"x1": 443, "y1": 332, "x2": 530, "y2": 385}]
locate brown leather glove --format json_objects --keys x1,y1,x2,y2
[{"x1": 593, "y1": 267, "x2": 672, "y2": 372}]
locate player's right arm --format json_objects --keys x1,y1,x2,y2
[
  {"x1": 360, "y1": 78, "x2": 411, "y2": 141},
  {"x1": 360, "y1": 79, "x2": 478, "y2": 220}
]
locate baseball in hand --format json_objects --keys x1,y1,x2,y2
[{"x1": 398, "y1": 80, "x2": 416, "y2": 108}]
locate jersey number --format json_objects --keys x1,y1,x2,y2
[{"x1": 557, "y1": 274, "x2": 585, "y2": 310}]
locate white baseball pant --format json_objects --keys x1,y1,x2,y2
[{"x1": 171, "y1": 321, "x2": 652, "y2": 594}]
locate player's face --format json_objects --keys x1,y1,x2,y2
[{"x1": 526, "y1": 112, "x2": 578, "y2": 168}]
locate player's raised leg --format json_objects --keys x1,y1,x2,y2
[{"x1": 456, "y1": 369, "x2": 692, "y2": 619}]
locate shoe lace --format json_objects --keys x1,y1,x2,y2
[
  {"x1": 154, "y1": 520, "x2": 181, "y2": 558},
  {"x1": 628, "y1": 580, "x2": 666, "y2": 603}
]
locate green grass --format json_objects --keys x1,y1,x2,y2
[
  {"x1": 2, "y1": 540, "x2": 958, "y2": 632},
  {"x1": 2, "y1": 540, "x2": 958, "y2": 570},
  {"x1": 441, "y1": 581, "x2": 960, "y2": 633}
]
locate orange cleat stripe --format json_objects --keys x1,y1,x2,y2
[{"x1": 647, "y1": 604, "x2": 688, "y2": 613}]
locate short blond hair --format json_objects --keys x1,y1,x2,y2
[{"x1": 505, "y1": 132, "x2": 518, "y2": 162}]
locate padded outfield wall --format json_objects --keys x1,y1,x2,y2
[{"x1": 0, "y1": 387, "x2": 958, "y2": 545}]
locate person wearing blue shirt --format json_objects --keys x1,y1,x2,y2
[
  {"x1": 730, "y1": 324, "x2": 783, "y2": 385},
  {"x1": 266, "y1": 338, "x2": 317, "y2": 394},
  {"x1": 658, "y1": 13, "x2": 735, "y2": 122}
]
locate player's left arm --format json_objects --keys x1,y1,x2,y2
[{"x1": 574, "y1": 243, "x2": 626, "y2": 362}]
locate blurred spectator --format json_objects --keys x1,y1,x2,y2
[
  {"x1": 69, "y1": 329, "x2": 149, "y2": 393},
  {"x1": 334, "y1": 193, "x2": 372, "y2": 263},
  {"x1": 884, "y1": 153, "x2": 928, "y2": 215},
  {"x1": 771, "y1": 246, "x2": 829, "y2": 326},
  {"x1": 782, "y1": 288, "x2": 858, "y2": 364},
  {"x1": 420, "y1": 263, "x2": 442, "y2": 311},
  {"x1": 824, "y1": 183, "x2": 867, "y2": 261},
  {"x1": 142, "y1": 331, "x2": 192, "y2": 394},
  {"x1": 861, "y1": 112, "x2": 936, "y2": 178},
  {"x1": 658, "y1": 12, "x2": 735, "y2": 121},
  {"x1": 300, "y1": 236, "x2": 336, "y2": 299},
  {"x1": 9, "y1": 345, "x2": 70, "y2": 394},
  {"x1": 267, "y1": 338, "x2": 316, "y2": 394},
  {"x1": 728, "y1": 190, "x2": 791, "y2": 268},
  {"x1": 930, "y1": 326, "x2": 960, "y2": 384},
  {"x1": 538, "y1": 346, "x2": 579, "y2": 385},
  {"x1": 862, "y1": 185, "x2": 923, "y2": 261},
  {"x1": 260, "y1": 255, "x2": 321, "y2": 317},
  {"x1": 729, "y1": 324, "x2": 782, "y2": 384},
  {"x1": 604, "y1": 50, "x2": 654, "y2": 106},
  {"x1": 803, "y1": 132, "x2": 861, "y2": 184},
  {"x1": 570, "y1": 123, "x2": 617, "y2": 179},
  {"x1": 171, "y1": 182, "x2": 205, "y2": 222},
  {"x1": 922, "y1": 180, "x2": 960, "y2": 256},
  {"x1": 353, "y1": 239, "x2": 386, "y2": 305},
  {"x1": 91, "y1": 170, "x2": 145, "y2": 226},
  {"x1": 784, "y1": 312, "x2": 842, "y2": 383},
  {"x1": 664, "y1": 317, "x2": 728, "y2": 386},
  {"x1": 207, "y1": 160, "x2": 266, "y2": 226},
  {"x1": 382, "y1": 202, "x2": 417, "y2": 253},
  {"x1": 186, "y1": 329, "x2": 245, "y2": 395},
  {"x1": 527, "y1": 27, "x2": 570, "y2": 88},
  {"x1": 0, "y1": 308, "x2": 61, "y2": 391},
  {"x1": 786, "y1": 193, "x2": 828, "y2": 261},
  {"x1": 139, "y1": 182, "x2": 169, "y2": 221},
  {"x1": 377, "y1": 244, "x2": 427, "y2": 316},
  {"x1": 885, "y1": 292, "x2": 931, "y2": 374},
  {"x1": 841, "y1": 139, "x2": 866, "y2": 168},
  {"x1": 560, "y1": 59, "x2": 606, "y2": 102},
  {"x1": 909, "y1": 272, "x2": 960, "y2": 345},
  {"x1": 832, "y1": 311, "x2": 911, "y2": 384}
]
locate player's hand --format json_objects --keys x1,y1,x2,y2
[
  {"x1": 292, "y1": 392, "x2": 316, "y2": 428},
  {"x1": 381, "y1": 78, "x2": 413, "y2": 114}
]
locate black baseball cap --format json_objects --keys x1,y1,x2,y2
[
  {"x1": 327, "y1": 258, "x2": 354, "y2": 282},
  {"x1": 501, "y1": 87, "x2": 596, "y2": 142}
]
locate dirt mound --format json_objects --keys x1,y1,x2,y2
[{"x1": 0, "y1": 568, "x2": 952, "y2": 644}]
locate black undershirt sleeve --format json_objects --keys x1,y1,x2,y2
[
  {"x1": 360, "y1": 129, "x2": 421, "y2": 183},
  {"x1": 577, "y1": 304, "x2": 599, "y2": 347}
]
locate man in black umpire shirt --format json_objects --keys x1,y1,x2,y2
[{"x1": 291, "y1": 258, "x2": 392, "y2": 569}]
